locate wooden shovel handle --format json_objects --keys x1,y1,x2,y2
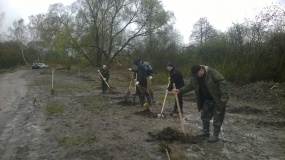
[{"x1": 173, "y1": 83, "x2": 186, "y2": 137}]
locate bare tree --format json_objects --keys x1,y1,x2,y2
[
  {"x1": 190, "y1": 17, "x2": 218, "y2": 45},
  {"x1": 8, "y1": 19, "x2": 28, "y2": 65},
  {"x1": 39, "y1": 0, "x2": 173, "y2": 66},
  {"x1": 0, "y1": 12, "x2": 5, "y2": 41}
]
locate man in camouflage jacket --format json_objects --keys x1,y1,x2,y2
[
  {"x1": 174, "y1": 65, "x2": 229, "y2": 143},
  {"x1": 99, "y1": 65, "x2": 110, "y2": 93}
]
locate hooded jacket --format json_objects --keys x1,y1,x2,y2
[
  {"x1": 179, "y1": 66, "x2": 229, "y2": 111},
  {"x1": 133, "y1": 59, "x2": 147, "y2": 86}
]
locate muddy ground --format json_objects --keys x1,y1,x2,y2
[{"x1": 0, "y1": 67, "x2": 284, "y2": 160}]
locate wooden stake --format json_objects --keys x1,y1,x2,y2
[
  {"x1": 51, "y1": 69, "x2": 54, "y2": 95},
  {"x1": 173, "y1": 83, "x2": 186, "y2": 137}
]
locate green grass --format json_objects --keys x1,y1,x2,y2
[
  {"x1": 82, "y1": 95, "x2": 108, "y2": 110},
  {"x1": 29, "y1": 78, "x2": 51, "y2": 86},
  {"x1": 54, "y1": 83, "x2": 87, "y2": 91},
  {"x1": 46, "y1": 101, "x2": 65, "y2": 114}
]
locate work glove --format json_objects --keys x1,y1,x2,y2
[
  {"x1": 135, "y1": 81, "x2": 139, "y2": 86},
  {"x1": 149, "y1": 76, "x2": 153, "y2": 80}
]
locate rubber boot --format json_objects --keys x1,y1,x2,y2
[
  {"x1": 139, "y1": 96, "x2": 145, "y2": 107},
  {"x1": 208, "y1": 126, "x2": 220, "y2": 143},
  {"x1": 146, "y1": 94, "x2": 152, "y2": 107},
  {"x1": 196, "y1": 121, "x2": 210, "y2": 137},
  {"x1": 150, "y1": 92, "x2": 156, "y2": 103}
]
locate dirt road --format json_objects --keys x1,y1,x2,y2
[
  {"x1": 0, "y1": 68, "x2": 284, "y2": 160},
  {"x1": 0, "y1": 70, "x2": 29, "y2": 159}
]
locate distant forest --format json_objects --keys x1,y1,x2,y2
[{"x1": 0, "y1": 0, "x2": 284, "y2": 84}]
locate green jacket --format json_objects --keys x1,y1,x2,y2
[
  {"x1": 179, "y1": 66, "x2": 229, "y2": 111},
  {"x1": 100, "y1": 68, "x2": 109, "y2": 80}
]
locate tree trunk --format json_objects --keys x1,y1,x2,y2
[{"x1": 21, "y1": 46, "x2": 28, "y2": 65}]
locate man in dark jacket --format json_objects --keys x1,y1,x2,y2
[
  {"x1": 166, "y1": 61, "x2": 184, "y2": 115},
  {"x1": 173, "y1": 65, "x2": 229, "y2": 143},
  {"x1": 99, "y1": 64, "x2": 110, "y2": 94},
  {"x1": 133, "y1": 59, "x2": 152, "y2": 108},
  {"x1": 141, "y1": 60, "x2": 155, "y2": 103}
]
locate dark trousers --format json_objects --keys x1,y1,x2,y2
[
  {"x1": 173, "y1": 92, "x2": 183, "y2": 113},
  {"x1": 102, "y1": 80, "x2": 108, "y2": 93},
  {"x1": 201, "y1": 99, "x2": 226, "y2": 128},
  {"x1": 136, "y1": 80, "x2": 151, "y2": 107}
]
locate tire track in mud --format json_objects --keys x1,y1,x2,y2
[{"x1": 0, "y1": 70, "x2": 30, "y2": 159}]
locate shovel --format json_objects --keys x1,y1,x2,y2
[
  {"x1": 97, "y1": 70, "x2": 113, "y2": 92},
  {"x1": 157, "y1": 90, "x2": 168, "y2": 118},
  {"x1": 173, "y1": 83, "x2": 186, "y2": 137},
  {"x1": 124, "y1": 72, "x2": 133, "y2": 101},
  {"x1": 157, "y1": 80, "x2": 170, "y2": 118}
]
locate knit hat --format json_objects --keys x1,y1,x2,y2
[
  {"x1": 191, "y1": 64, "x2": 201, "y2": 75},
  {"x1": 133, "y1": 58, "x2": 141, "y2": 66},
  {"x1": 166, "y1": 61, "x2": 174, "y2": 67}
]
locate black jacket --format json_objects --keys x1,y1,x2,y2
[{"x1": 167, "y1": 67, "x2": 184, "y2": 91}]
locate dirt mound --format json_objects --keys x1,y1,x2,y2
[
  {"x1": 229, "y1": 82, "x2": 285, "y2": 105},
  {"x1": 147, "y1": 127, "x2": 197, "y2": 144},
  {"x1": 134, "y1": 108, "x2": 157, "y2": 118}
]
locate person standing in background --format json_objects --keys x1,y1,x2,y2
[
  {"x1": 133, "y1": 59, "x2": 152, "y2": 108},
  {"x1": 99, "y1": 64, "x2": 110, "y2": 94},
  {"x1": 141, "y1": 59, "x2": 155, "y2": 103},
  {"x1": 166, "y1": 61, "x2": 185, "y2": 115}
]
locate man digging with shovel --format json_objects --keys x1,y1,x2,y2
[
  {"x1": 166, "y1": 61, "x2": 185, "y2": 116},
  {"x1": 133, "y1": 58, "x2": 152, "y2": 109},
  {"x1": 172, "y1": 65, "x2": 229, "y2": 143},
  {"x1": 98, "y1": 64, "x2": 110, "y2": 94}
]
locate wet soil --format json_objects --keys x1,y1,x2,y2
[{"x1": 0, "y1": 68, "x2": 285, "y2": 160}]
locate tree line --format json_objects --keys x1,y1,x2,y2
[{"x1": 0, "y1": 0, "x2": 284, "y2": 84}]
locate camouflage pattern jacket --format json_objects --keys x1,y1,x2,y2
[
  {"x1": 100, "y1": 68, "x2": 109, "y2": 81},
  {"x1": 179, "y1": 66, "x2": 229, "y2": 111}
]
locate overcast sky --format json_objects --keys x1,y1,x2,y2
[{"x1": 1, "y1": 0, "x2": 284, "y2": 43}]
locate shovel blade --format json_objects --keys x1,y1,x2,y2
[{"x1": 157, "y1": 113, "x2": 165, "y2": 118}]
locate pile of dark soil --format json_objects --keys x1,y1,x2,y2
[
  {"x1": 147, "y1": 127, "x2": 197, "y2": 144},
  {"x1": 134, "y1": 108, "x2": 157, "y2": 118}
]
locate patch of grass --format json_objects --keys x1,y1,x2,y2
[
  {"x1": 155, "y1": 72, "x2": 170, "y2": 85},
  {"x1": 29, "y1": 78, "x2": 50, "y2": 86},
  {"x1": 82, "y1": 95, "x2": 108, "y2": 109},
  {"x1": 57, "y1": 134, "x2": 96, "y2": 147},
  {"x1": 46, "y1": 101, "x2": 65, "y2": 114},
  {"x1": 54, "y1": 83, "x2": 87, "y2": 91}
]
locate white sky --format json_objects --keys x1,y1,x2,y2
[{"x1": 1, "y1": 0, "x2": 284, "y2": 43}]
